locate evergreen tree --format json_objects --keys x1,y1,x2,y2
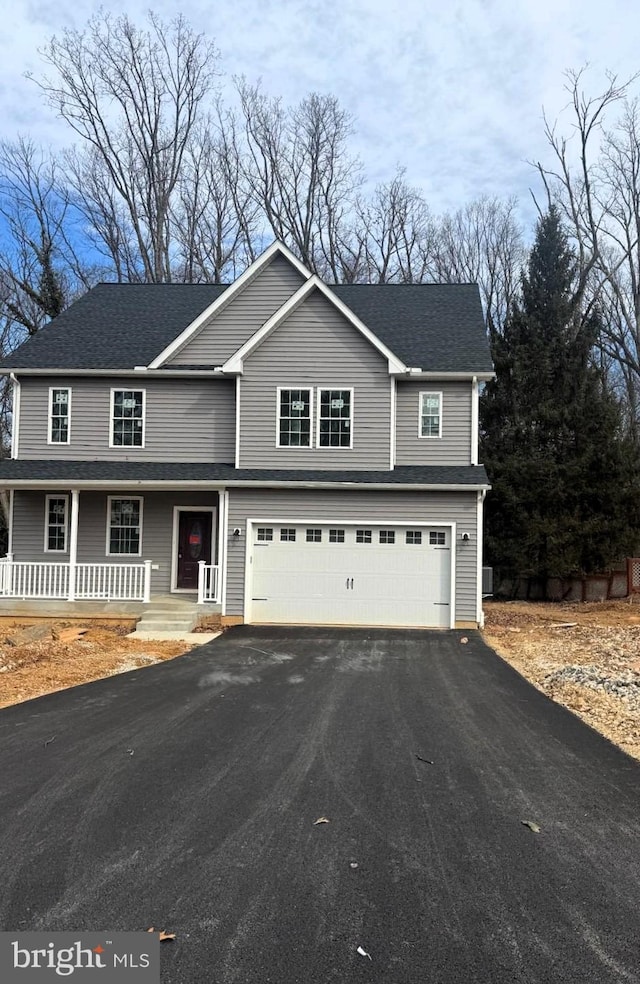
[{"x1": 480, "y1": 207, "x2": 639, "y2": 585}]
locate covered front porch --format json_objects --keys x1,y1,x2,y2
[{"x1": 2, "y1": 487, "x2": 229, "y2": 606}]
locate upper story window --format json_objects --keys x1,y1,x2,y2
[
  {"x1": 318, "y1": 389, "x2": 353, "y2": 448},
  {"x1": 48, "y1": 388, "x2": 71, "y2": 444},
  {"x1": 111, "y1": 390, "x2": 145, "y2": 447},
  {"x1": 107, "y1": 497, "x2": 142, "y2": 555},
  {"x1": 278, "y1": 388, "x2": 312, "y2": 447},
  {"x1": 419, "y1": 391, "x2": 442, "y2": 439},
  {"x1": 44, "y1": 495, "x2": 69, "y2": 552}
]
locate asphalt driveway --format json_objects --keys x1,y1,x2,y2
[{"x1": 0, "y1": 627, "x2": 639, "y2": 983}]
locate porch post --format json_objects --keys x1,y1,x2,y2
[
  {"x1": 197, "y1": 560, "x2": 206, "y2": 604},
  {"x1": 143, "y1": 559, "x2": 152, "y2": 603},
  {"x1": 68, "y1": 489, "x2": 79, "y2": 602}
]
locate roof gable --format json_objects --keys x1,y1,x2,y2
[
  {"x1": 149, "y1": 242, "x2": 311, "y2": 368},
  {"x1": 223, "y1": 277, "x2": 407, "y2": 374}
]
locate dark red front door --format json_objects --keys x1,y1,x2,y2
[{"x1": 177, "y1": 512, "x2": 213, "y2": 589}]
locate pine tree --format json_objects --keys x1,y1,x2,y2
[{"x1": 480, "y1": 207, "x2": 639, "y2": 586}]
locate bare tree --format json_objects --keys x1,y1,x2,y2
[
  {"x1": 32, "y1": 12, "x2": 220, "y2": 282},
  {"x1": 0, "y1": 138, "x2": 92, "y2": 346},
  {"x1": 344, "y1": 170, "x2": 439, "y2": 283},
  {"x1": 433, "y1": 196, "x2": 525, "y2": 335},
  {"x1": 172, "y1": 113, "x2": 261, "y2": 283},
  {"x1": 235, "y1": 80, "x2": 362, "y2": 276},
  {"x1": 534, "y1": 68, "x2": 640, "y2": 431}
]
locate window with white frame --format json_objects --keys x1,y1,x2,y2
[
  {"x1": 107, "y1": 497, "x2": 142, "y2": 555},
  {"x1": 278, "y1": 389, "x2": 312, "y2": 447},
  {"x1": 419, "y1": 392, "x2": 442, "y2": 438},
  {"x1": 318, "y1": 389, "x2": 352, "y2": 447},
  {"x1": 49, "y1": 388, "x2": 71, "y2": 444},
  {"x1": 45, "y1": 495, "x2": 68, "y2": 552},
  {"x1": 111, "y1": 390, "x2": 145, "y2": 447}
]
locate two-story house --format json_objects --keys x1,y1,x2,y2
[{"x1": 0, "y1": 242, "x2": 493, "y2": 628}]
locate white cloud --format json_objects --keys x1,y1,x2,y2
[{"x1": 1, "y1": 0, "x2": 639, "y2": 228}]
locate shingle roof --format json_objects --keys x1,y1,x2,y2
[
  {"x1": 0, "y1": 459, "x2": 489, "y2": 488},
  {"x1": 0, "y1": 281, "x2": 492, "y2": 374}
]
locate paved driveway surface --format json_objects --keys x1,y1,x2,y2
[{"x1": 0, "y1": 627, "x2": 639, "y2": 983}]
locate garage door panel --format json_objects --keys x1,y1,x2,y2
[{"x1": 249, "y1": 523, "x2": 452, "y2": 628}]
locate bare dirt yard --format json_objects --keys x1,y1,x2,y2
[
  {"x1": 0, "y1": 622, "x2": 195, "y2": 710},
  {"x1": 484, "y1": 599, "x2": 640, "y2": 760}
]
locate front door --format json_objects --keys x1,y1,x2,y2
[{"x1": 177, "y1": 512, "x2": 213, "y2": 589}]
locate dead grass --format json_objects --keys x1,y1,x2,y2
[
  {"x1": 483, "y1": 599, "x2": 640, "y2": 760},
  {"x1": 0, "y1": 622, "x2": 194, "y2": 709}
]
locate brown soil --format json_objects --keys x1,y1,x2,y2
[
  {"x1": 483, "y1": 599, "x2": 640, "y2": 760},
  {"x1": 0, "y1": 622, "x2": 194, "y2": 709}
]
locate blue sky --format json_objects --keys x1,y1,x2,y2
[{"x1": 2, "y1": 0, "x2": 640, "y2": 227}]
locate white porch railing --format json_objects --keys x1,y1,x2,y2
[
  {"x1": 0, "y1": 556, "x2": 152, "y2": 602},
  {"x1": 197, "y1": 561, "x2": 221, "y2": 603}
]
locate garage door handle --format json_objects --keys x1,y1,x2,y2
[{"x1": 345, "y1": 577, "x2": 349, "y2": 589}]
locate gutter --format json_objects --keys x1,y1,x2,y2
[{"x1": 0, "y1": 479, "x2": 491, "y2": 493}]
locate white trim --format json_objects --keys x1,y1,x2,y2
[
  {"x1": 276, "y1": 386, "x2": 314, "y2": 449},
  {"x1": 389, "y1": 378, "x2": 396, "y2": 469},
  {"x1": 10, "y1": 374, "x2": 20, "y2": 459},
  {"x1": 315, "y1": 387, "x2": 354, "y2": 450},
  {"x1": 418, "y1": 390, "x2": 443, "y2": 439},
  {"x1": 8, "y1": 489, "x2": 14, "y2": 554},
  {"x1": 476, "y1": 490, "x2": 486, "y2": 628},
  {"x1": 170, "y1": 505, "x2": 217, "y2": 592},
  {"x1": 109, "y1": 388, "x2": 146, "y2": 449},
  {"x1": 219, "y1": 491, "x2": 229, "y2": 616},
  {"x1": 235, "y1": 377, "x2": 241, "y2": 468},
  {"x1": 244, "y1": 518, "x2": 456, "y2": 628},
  {"x1": 44, "y1": 494, "x2": 70, "y2": 553},
  {"x1": 47, "y1": 386, "x2": 72, "y2": 446},
  {"x1": 395, "y1": 371, "x2": 495, "y2": 381},
  {"x1": 105, "y1": 495, "x2": 144, "y2": 557},
  {"x1": 471, "y1": 376, "x2": 479, "y2": 465},
  {"x1": 148, "y1": 242, "x2": 312, "y2": 369},
  {"x1": 223, "y1": 276, "x2": 407, "y2": 375}
]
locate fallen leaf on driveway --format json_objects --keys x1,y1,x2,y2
[
  {"x1": 146, "y1": 928, "x2": 175, "y2": 941},
  {"x1": 415, "y1": 754, "x2": 434, "y2": 764},
  {"x1": 460, "y1": 637, "x2": 469, "y2": 644},
  {"x1": 314, "y1": 816, "x2": 331, "y2": 825},
  {"x1": 357, "y1": 946, "x2": 372, "y2": 960},
  {"x1": 521, "y1": 819, "x2": 541, "y2": 833},
  {"x1": 349, "y1": 861, "x2": 358, "y2": 869}
]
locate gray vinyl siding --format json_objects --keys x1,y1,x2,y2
[
  {"x1": 225, "y1": 488, "x2": 478, "y2": 622},
  {"x1": 18, "y1": 377, "x2": 235, "y2": 462},
  {"x1": 395, "y1": 380, "x2": 472, "y2": 465},
  {"x1": 239, "y1": 290, "x2": 390, "y2": 469},
  {"x1": 168, "y1": 255, "x2": 306, "y2": 366},
  {"x1": 12, "y1": 490, "x2": 218, "y2": 594}
]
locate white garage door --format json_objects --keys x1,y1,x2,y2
[{"x1": 248, "y1": 523, "x2": 452, "y2": 627}]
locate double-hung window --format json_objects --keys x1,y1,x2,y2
[
  {"x1": 107, "y1": 497, "x2": 143, "y2": 556},
  {"x1": 318, "y1": 389, "x2": 353, "y2": 448},
  {"x1": 48, "y1": 388, "x2": 71, "y2": 444},
  {"x1": 44, "y1": 495, "x2": 69, "y2": 553},
  {"x1": 419, "y1": 391, "x2": 442, "y2": 438},
  {"x1": 111, "y1": 390, "x2": 145, "y2": 447},
  {"x1": 277, "y1": 387, "x2": 353, "y2": 448},
  {"x1": 277, "y1": 389, "x2": 312, "y2": 447}
]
